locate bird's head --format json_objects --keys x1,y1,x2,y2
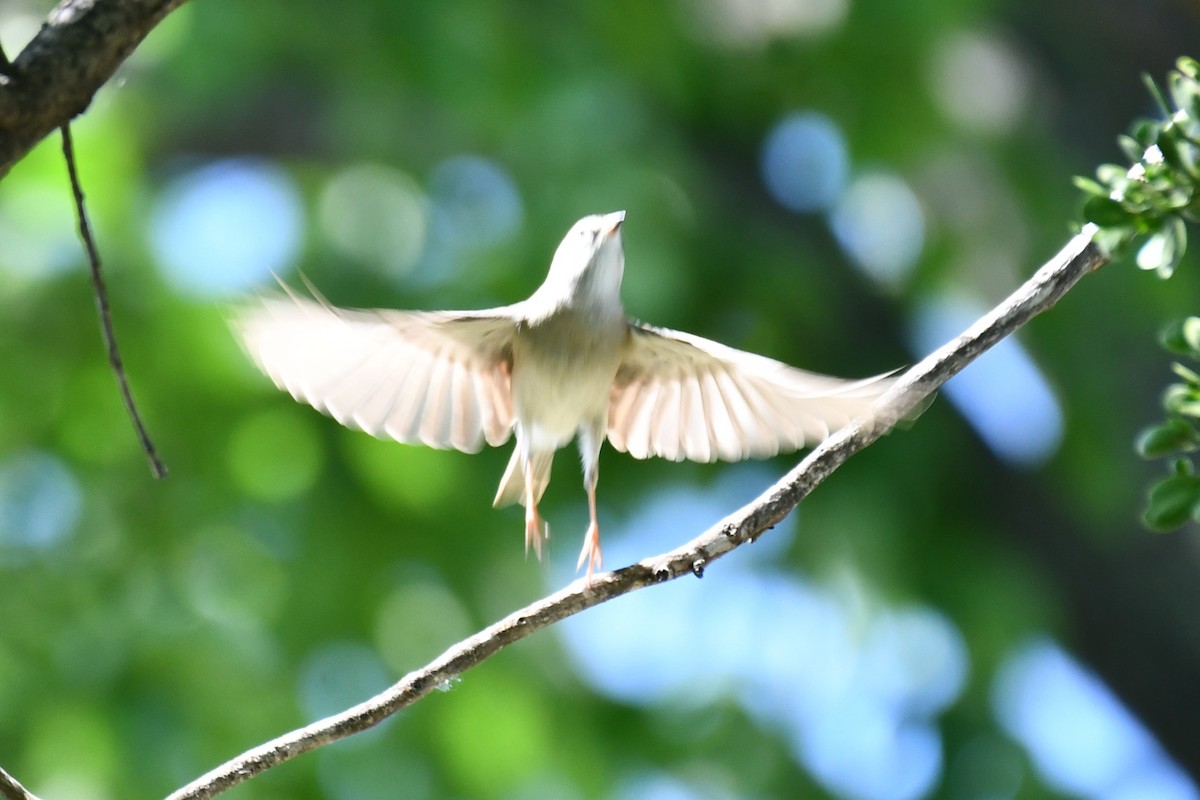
[{"x1": 538, "y1": 211, "x2": 626, "y2": 311}]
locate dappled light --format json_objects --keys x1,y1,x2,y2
[
  {"x1": 0, "y1": 450, "x2": 81, "y2": 557},
  {"x1": 929, "y1": 30, "x2": 1031, "y2": 136},
  {"x1": 0, "y1": 1, "x2": 1198, "y2": 799},
  {"x1": 0, "y1": 179, "x2": 78, "y2": 286},
  {"x1": 829, "y1": 172, "x2": 925, "y2": 290},
  {"x1": 909, "y1": 294, "x2": 1063, "y2": 467},
  {"x1": 415, "y1": 155, "x2": 525, "y2": 288},
  {"x1": 557, "y1": 470, "x2": 967, "y2": 800},
  {"x1": 687, "y1": 0, "x2": 850, "y2": 48},
  {"x1": 760, "y1": 111, "x2": 849, "y2": 213},
  {"x1": 149, "y1": 158, "x2": 304, "y2": 296},
  {"x1": 994, "y1": 640, "x2": 1197, "y2": 800},
  {"x1": 318, "y1": 163, "x2": 429, "y2": 277}
]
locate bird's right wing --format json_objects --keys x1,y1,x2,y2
[
  {"x1": 608, "y1": 322, "x2": 898, "y2": 463},
  {"x1": 234, "y1": 290, "x2": 517, "y2": 453}
]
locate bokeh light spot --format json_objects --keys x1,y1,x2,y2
[
  {"x1": 183, "y1": 526, "x2": 287, "y2": 628},
  {"x1": 0, "y1": 450, "x2": 81, "y2": 557},
  {"x1": 228, "y1": 408, "x2": 322, "y2": 503},
  {"x1": 431, "y1": 670, "x2": 552, "y2": 798},
  {"x1": 300, "y1": 642, "x2": 392, "y2": 740},
  {"x1": 861, "y1": 607, "x2": 969, "y2": 717},
  {"x1": 802, "y1": 714, "x2": 942, "y2": 800},
  {"x1": 417, "y1": 155, "x2": 524, "y2": 287},
  {"x1": 0, "y1": 181, "x2": 78, "y2": 286},
  {"x1": 761, "y1": 111, "x2": 849, "y2": 213},
  {"x1": 909, "y1": 294, "x2": 1062, "y2": 467},
  {"x1": 688, "y1": 0, "x2": 849, "y2": 48},
  {"x1": 829, "y1": 171, "x2": 925, "y2": 288},
  {"x1": 25, "y1": 703, "x2": 119, "y2": 799},
  {"x1": 317, "y1": 744, "x2": 431, "y2": 800},
  {"x1": 617, "y1": 772, "x2": 712, "y2": 800},
  {"x1": 342, "y1": 434, "x2": 457, "y2": 511},
  {"x1": 374, "y1": 577, "x2": 474, "y2": 672},
  {"x1": 993, "y1": 639, "x2": 1198, "y2": 799},
  {"x1": 557, "y1": 472, "x2": 967, "y2": 800},
  {"x1": 430, "y1": 155, "x2": 522, "y2": 248},
  {"x1": 929, "y1": 31, "x2": 1029, "y2": 135},
  {"x1": 318, "y1": 163, "x2": 428, "y2": 275},
  {"x1": 150, "y1": 158, "x2": 304, "y2": 297}
]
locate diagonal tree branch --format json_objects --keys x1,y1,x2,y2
[
  {"x1": 0, "y1": 766, "x2": 40, "y2": 800},
  {"x1": 163, "y1": 227, "x2": 1108, "y2": 800},
  {"x1": 0, "y1": 0, "x2": 190, "y2": 181}
]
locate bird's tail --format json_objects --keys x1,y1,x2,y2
[{"x1": 493, "y1": 447, "x2": 554, "y2": 508}]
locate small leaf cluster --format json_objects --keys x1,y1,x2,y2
[
  {"x1": 1076, "y1": 57, "x2": 1200, "y2": 277},
  {"x1": 1137, "y1": 319, "x2": 1200, "y2": 529}
]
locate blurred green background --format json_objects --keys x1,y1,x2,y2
[{"x1": 2, "y1": 1, "x2": 1200, "y2": 799}]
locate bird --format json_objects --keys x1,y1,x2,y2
[{"x1": 234, "y1": 210, "x2": 899, "y2": 576}]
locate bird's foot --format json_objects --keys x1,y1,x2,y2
[
  {"x1": 524, "y1": 506, "x2": 549, "y2": 560},
  {"x1": 576, "y1": 520, "x2": 603, "y2": 577}
]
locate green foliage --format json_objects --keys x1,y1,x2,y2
[
  {"x1": 1077, "y1": 57, "x2": 1200, "y2": 275},
  {"x1": 1138, "y1": 317, "x2": 1200, "y2": 529},
  {"x1": 1079, "y1": 58, "x2": 1200, "y2": 533}
]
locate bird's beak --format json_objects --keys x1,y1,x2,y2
[{"x1": 603, "y1": 210, "x2": 626, "y2": 236}]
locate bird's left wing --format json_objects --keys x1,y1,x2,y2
[
  {"x1": 235, "y1": 290, "x2": 517, "y2": 453},
  {"x1": 607, "y1": 322, "x2": 896, "y2": 463}
]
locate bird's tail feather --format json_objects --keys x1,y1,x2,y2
[{"x1": 493, "y1": 448, "x2": 554, "y2": 508}]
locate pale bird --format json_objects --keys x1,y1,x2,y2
[{"x1": 235, "y1": 211, "x2": 898, "y2": 575}]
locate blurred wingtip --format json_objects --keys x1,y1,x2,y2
[{"x1": 866, "y1": 375, "x2": 937, "y2": 436}]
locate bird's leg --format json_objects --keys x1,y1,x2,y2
[
  {"x1": 576, "y1": 428, "x2": 604, "y2": 576},
  {"x1": 524, "y1": 458, "x2": 548, "y2": 559},
  {"x1": 576, "y1": 477, "x2": 603, "y2": 576}
]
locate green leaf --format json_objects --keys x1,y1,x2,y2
[
  {"x1": 1132, "y1": 118, "x2": 1162, "y2": 148},
  {"x1": 1073, "y1": 175, "x2": 1109, "y2": 197},
  {"x1": 1170, "y1": 71, "x2": 1200, "y2": 123},
  {"x1": 1137, "y1": 419, "x2": 1197, "y2": 458},
  {"x1": 1143, "y1": 73, "x2": 1172, "y2": 118},
  {"x1": 1184, "y1": 316, "x2": 1200, "y2": 353},
  {"x1": 1173, "y1": 400, "x2": 1200, "y2": 418},
  {"x1": 1136, "y1": 222, "x2": 1184, "y2": 277},
  {"x1": 1156, "y1": 133, "x2": 1184, "y2": 171},
  {"x1": 1159, "y1": 130, "x2": 1200, "y2": 179},
  {"x1": 1170, "y1": 361, "x2": 1200, "y2": 386},
  {"x1": 1174, "y1": 457, "x2": 1196, "y2": 476},
  {"x1": 1170, "y1": 214, "x2": 1188, "y2": 261},
  {"x1": 1142, "y1": 473, "x2": 1200, "y2": 530},
  {"x1": 1164, "y1": 384, "x2": 1196, "y2": 413},
  {"x1": 1160, "y1": 318, "x2": 1192, "y2": 354},
  {"x1": 1091, "y1": 225, "x2": 1134, "y2": 257},
  {"x1": 1118, "y1": 133, "x2": 1145, "y2": 163},
  {"x1": 1083, "y1": 195, "x2": 1131, "y2": 227},
  {"x1": 1096, "y1": 163, "x2": 1127, "y2": 185},
  {"x1": 1178, "y1": 56, "x2": 1200, "y2": 80}
]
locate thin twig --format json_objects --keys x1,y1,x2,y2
[
  {"x1": 61, "y1": 124, "x2": 167, "y2": 478},
  {"x1": 164, "y1": 228, "x2": 1108, "y2": 800},
  {"x1": 0, "y1": 767, "x2": 40, "y2": 800}
]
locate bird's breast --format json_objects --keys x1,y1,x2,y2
[{"x1": 510, "y1": 311, "x2": 627, "y2": 445}]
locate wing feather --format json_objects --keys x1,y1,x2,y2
[
  {"x1": 235, "y1": 290, "x2": 517, "y2": 453},
  {"x1": 680, "y1": 370, "x2": 712, "y2": 463},
  {"x1": 608, "y1": 322, "x2": 897, "y2": 462}
]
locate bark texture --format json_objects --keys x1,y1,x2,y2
[{"x1": 0, "y1": 0, "x2": 189, "y2": 180}]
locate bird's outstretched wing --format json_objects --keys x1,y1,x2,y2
[
  {"x1": 235, "y1": 289, "x2": 517, "y2": 453},
  {"x1": 607, "y1": 322, "x2": 896, "y2": 462}
]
